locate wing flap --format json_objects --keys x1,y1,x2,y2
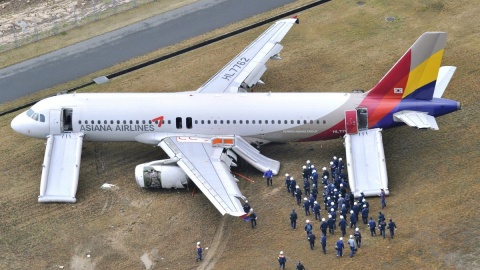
[
  {"x1": 159, "y1": 137, "x2": 246, "y2": 216},
  {"x1": 393, "y1": 111, "x2": 439, "y2": 130}
]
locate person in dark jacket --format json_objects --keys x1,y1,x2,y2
[
  {"x1": 354, "y1": 227, "x2": 362, "y2": 248},
  {"x1": 350, "y1": 210, "x2": 358, "y2": 229},
  {"x1": 295, "y1": 185, "x2": 303, "y2": 206},
  {"x1": 320, "y1": 218, "x2": 328, "y2": 236},
  {"x1": 285, "y1": 174, "x2": 291, "y2": 193},
  {"x1": 304, "y1": 219, "x2": 313, "y2": 235},
  {"x1": 308, "y1": 232, "x2": 316, "y2": 250},
  {"x1": 338, "y1": 215, "x2": 347, "y2": 237},
  {"x1": 303, "y1": 197, "x2": 311, "y2": 216},
  {"x1": 249, "y1": 209, "x2": 257, "y2": 229},
  {"x1": 379, "y1": 219, "x2": 387, "y2": 238},
  {"x1": 290, "y1": 177, "x2": 297, "y2": 197},
  {"x1": 263, "y1": 168, "x2": 273, "y2": 186},
  {"x1": 368, "y1": 218, "x2": 377, "y2": 236},
  {"x1": 243, "y1": 200, "x2": 251, "y2": 213},
  {"x1": 387, "y1": 218, "x2": 397, "y2": 239},
  {"x1": 290, "y1": 209, "x2": 298, "y2": 229},
  {"x1": 313, "y1": 201, "x2": 321, "y2": 220},
  {"x1": 196, "y1": 242, "x2": 203, "y2": 262},
  {"x1": 380, "y1": 188, "x2": 387, "y2": 208},
  {"x1": 321, "y1": 233, "x2": 327, "y2": 254},
  {"x1": 361, "y1": 205, "x2": 369, "y2": 224},
  {"x1": 327, "y1": 215, "x2": 335, "y2": 235},
  {"x1": 278, "y1": 251, "x2": 287, "y2": 270},
  {"x1": 336, "y1": 237, "x2": 344, "y2": 257},
  {"x1": 295, "y1": 260, "x2": 305, "y2": 270}
]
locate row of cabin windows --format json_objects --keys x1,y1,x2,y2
[{"x1": 78, "y1": 117, "x2": 327, "y2": 129}]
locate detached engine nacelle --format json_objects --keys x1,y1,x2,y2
[{"x1": 135, "y1": 159, "x2": 188, "y2": 189}]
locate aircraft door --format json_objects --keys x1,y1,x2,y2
[
  {"x1": 49, "y1": 109, "x2": 61, "y2": 134},
  {"x1": 344, "y1": 110, "x2": 358, "y2": 134}
]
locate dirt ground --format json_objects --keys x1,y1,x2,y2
[{"x1": 1, "y1": 0, "x2": 479, "y2": 269}]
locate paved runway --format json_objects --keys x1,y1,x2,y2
[{"x1": 0, "y1": 0, "x2": 296, "y2": 104}]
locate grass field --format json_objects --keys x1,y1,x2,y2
[{"x1": 1, "y1": 0, "x2": 479, "y2": 269}]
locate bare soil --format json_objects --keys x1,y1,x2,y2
[{"x1": 1, "y1": 0, "x2": 479, "y2": 269}]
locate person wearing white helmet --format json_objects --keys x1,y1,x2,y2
[
  {"x1": 320, "y1": 232, "x2": 327, "y2": 254},
  {"x1": 278, "y1": 251, "x2": 286, "y2": 269},
  {"x1": 289, "y1": 177, "x2": 296, "y2": 197},
  {"x1": 302, "y1": 165, "x2": 309, "y2": 180},
  {"x1": 196, "y1": 242, "x2": 203, "y2": 262},
  {"x1": 313, "y1": 200, "x2": 321, "y2": 220},
  {"x1": 263, "y1": 167, "x2": 273, "y2": 186},
  {"x1": 322, "y1": 166, "x2": 330, "y2": 180},
  {"x1": 243, "y1": 200, "x2": 251, "y2": 213},
  {"x1": 327, "y1": 214, "x2": 335, "y2": 235},
  {"x1": 338, "y1": 157, "x2": 344, "y2": 170},
  {"x1": 295, "y1": 185, "x2": 303, "y2": 206},
  {"x1": 347, "y1": 235, "x2": 357, "y2": 257},
  {"x1": 339, "y1": 215, "x2": 347, "y2": 237},
  {"x1": 304, "y1": 219, "x2": 313, "y2": 235},
  {"x1": 354, "y1": 227, "x2": 362, "y2": 248},
  {"x1": 303, "y1": 197, "x2": 311, "y2": 216},
  {"x1": 336, "y1": 237, "x2": 345, "y2": 257},
  {"x1": 285, "y1": 173, "x2": 291, "y2": 193},
  {"x1": 350, "y1": 209, "x2": 358, "y2": 229},
  {"x1": 320, "y1": 217, "x2": 328, "y2": 235},
  {"x1": 329, "y1": 161, "x2": 336, "y2": 177}
]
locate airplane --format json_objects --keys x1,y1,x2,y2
[{"x1": 10, "y1": 16, "x2": 460, "y2": 218}]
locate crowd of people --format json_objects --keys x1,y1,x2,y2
[
  {"x1": 195, "y1": 156, "x2": 398, "y2": 268},
  {"x1": 278, "y1": 156, "x2": 398, "y2": 268}
]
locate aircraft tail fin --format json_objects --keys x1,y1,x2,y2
[{"x1": 366, "y1": 32, "x2": 447, "y2": 101}]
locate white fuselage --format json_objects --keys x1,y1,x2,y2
[{"x1": 11, "y1": 92, "x2": 364, "y2": 144}]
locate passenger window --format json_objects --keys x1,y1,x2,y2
[
  {"x1": 323, "y1": 120, "x2": 326, "y2": 124},
  {"x1": 259, "y1": 120, "x2": 262, "y2": 124},
  {"x1": 168, "y1": 120, "x2": 171, "y2": 124},
  {"x1": 252, "y1": 120, "x2": 255, "y2": 124},
  {"x1": 195, "y1": 120, "x2": 198, "y2": 124},
  {"x1": 220, "y1": 120, "x2": 223, "y2": 124},
  {"x1": 136, "y1": 120, "x2": 139, "y2": 124},
  {"x1": 201, "y1": 120, "x2": 204, "y2": 124},
  {"x1": 310, "y1": 120, "x2": 313, "y2": 124},
  {"x1": 291, "y1": 120, "x2": 294, "y2": 124},
  {"x1": 91, "y1": 120, "x2": 94, "y2": 124},
  {"x1": 214, "y1": 120, "x2": 217, "y2": 124},
  {"x1": 117, "y1": 120, "x2": 120, "y2": 124},
  {"x1": 284, "y1": 120, "x2": 287, "y2": 124},
  {"x1": 227, "y1": 120, "x2": 230, "y2": 124},
  {"x1": 297, "y1": 120, "x2": 300, "y2": 124},
  {"x1": 246, "y1": 120, "x2": 249, "y2": 124},
  {"x1": 304, "y1": 120, "x2": 307, "y2": 124},
  {"x1": 104, "y1": 120, "x2": 107, "y2": 124},
  {"x1": 142, "y1": 120, "x2": 145, "y2": 124},
  {"x1": 278, "y1": 120, "x2": 281, "y2": 124},
  {"x1": 208, "y1": 120, "x2": 211, "y2": 124},
  {"x1": 130, "y1": 120, "x2": 133, "y2": 124},
  {"x1": 233, "y1": 120, "x2": 236, "y2": 124},
  {"x1": 240, "y1": 120, "x2": 243, "y2": 124},
  {"x1": 123, "y1": 120, "x2": 126, "y2": 124},
  {"x1": 111, "y1": 120, "x2": 114, "y2": 124},
  {"x1": 98, "y1": 120, "x2": 101, "y2": 124},
  {"x1": 78, "y1": 120, "x2": 81, "y2": 124},
  {"x1": 85, "y1": 120, "x2": 88, "y2": 124}
]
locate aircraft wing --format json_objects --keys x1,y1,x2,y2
[
  {"x1": 393, "y1": 110, "x2": 439, "y2": 130},
  {"x1": 158, "y1": 136, "x2": 246, "y2": 216},
  {"x1": 195, "y1": 17, "x2": 299, "y2": 93}
]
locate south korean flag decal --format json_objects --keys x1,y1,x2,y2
[{"x1": 393, "y1": 88, "x2": 403, "y2": 94}]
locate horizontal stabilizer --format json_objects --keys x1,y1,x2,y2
[
  {"x1": 433, "y1": 66, "x2": 456, "y2": 98},
  {"x1": 393, "y1": 111, "x2": 439, "y2": 130}
]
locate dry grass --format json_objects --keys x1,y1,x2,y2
[{"x1": 1, "y1": 0, "x2": 479, "y2": 269}]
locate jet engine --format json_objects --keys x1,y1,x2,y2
[{"x1": 135, "y1": 159, "x2": 188, "y2": 189}]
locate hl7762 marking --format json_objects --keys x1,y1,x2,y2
[{"x1": 221, "y1": 57, "x2": 250, "y2": 81}]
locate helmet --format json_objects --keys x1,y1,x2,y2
[
  {"x1": 296, "y1": 185, "x2": 299, "y2": 188},
  {"x1": 314, "y1": 201, "x2": 318, "y2": 204},
  {"x1": 245, "y1": 200, "x2": 248, "y2": 203},
  {"x1": 307, "y1": 160, "x2": 311, "y2": 163},
  {"x1": 303, "y1": 165, "x2": 306, "y2": 169},
  {"x1": 350, "y1": 210, "x2": 354, "y2": 213},
  {"x1": 354, "y1": 202, "x2": 357, "y2": 205},
  {"x1": 291, "y1": 177, "x2": 294, "y2": 180},
  {"x1": 322, "y1": 167, "x2": 327, "y2": 170},
  {"x1": 339, "y1": 158, "x2": 342, "y2": 161},
  {"x1": 324, "y1": 176, "x2": 328, "y2": 179},
  {"x1": 327, "y1": 197, "x2": 330, "y2": 200},
  {"x1": 322, "y1": 218, "x2": 325, "y2": 221},
  {"x1": 328, "y1": 214, "x2": 332, "y2": 218},
  {"x1": 311, "y1": 165, "x2": 315, "y2": 168},
  {"x1": 350, "y1": 235, "x2": 353, "y2": 238},
  {"x1": 306, "y1": 220, "x2": 310, "y2": 223},
  {"x1": 355, "y1": 228, "x2": 359, "y2": 231},
  {"x1": 280, "y1": 251, "x2": 283, "y2": 255},
  {"x1": 313, "y1": 184, "x2": 316, "y2": 187},
  {"x1": 340, "y1": 216, "x2": 344, "y2": 219},
  {"x1": 340, "y1": 183, "x2": 343, "y2": 187},
  {"x1": 330, "y1": 208, "x2": 334, "y2": 212},
  {"x1": 250, "y1": 208, "x2": 253, "y2": 212},
  {"x1": 304, "y1": 197, "x2": 308, "y2": 200},
  {"x1": 285, "y1": 173, "x2": 289, "y2": 176},
  {"x1": 339, "y1": 237, "x2": 343, "y2": 240},
  {"x1": 363, "y1": 205, "x2": 367, "y2": 208},
  {"x1": 363, "y1": 199, "x2": 366, "y2": 202},
  {"x1": 334, "y1": 156, "x2": 337, "y2": 160},
  {"x1": 197, "y1": 242, "x2": 201, "y2": 245},
  {"x1": 334, "y1": 189, "x2": 337, "y2": 192},
  {"x1": 330, "y1": 161, "x2": 333, "y2": 165}
]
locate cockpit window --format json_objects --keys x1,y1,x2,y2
[{"x1": 26, "y1": 108, "x2": 45, "y2": 122}]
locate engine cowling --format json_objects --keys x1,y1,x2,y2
[{"x1": 135, "y1": 160, "x2": 188, "y2": 189}]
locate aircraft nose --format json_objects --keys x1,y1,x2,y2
[{"x1": 11, "y1": 113, "x2": 30, "y2": 136}]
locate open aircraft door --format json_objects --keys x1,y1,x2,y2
[
  {"x1": 49, "y1": 110, "x2": 61, "y2": 134},
  {"x1": 345, "y1": 110, "x2": 358, "y2": 134}
]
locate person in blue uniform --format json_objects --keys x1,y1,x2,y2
[
  {"x1": 380, "y1": 188, "x2": 387, "y2": 208},
  {"x1": 336, "y1": 237, "x2": 344, "y2": 257},
  {"x1": 308, "y1": 231, "x2": 316, "y2": 250},
  {"x1": 387, "y1": 218, "x2": 397, "y2": 239},
  {"x1": 320, "y1": 233, "x2": 327, "y2": 254},
  {"x1": 338, "y1": 215, "x2": 347, "y2": 237},
  {"x1": 379, "y1": 218, "x2": 387, "y2": 238},
  {"x1": 311, "y1": 184, "x2": 318, "y2": 200},
  {"x1": 327, "y1": 214, "x2": 335, "y2": 235},
  {"x1": 349, "y1": 210, "x2": 358, "y2": 229},
  {"x1": 320, "y1": 218, "x2": 328, "y2": 236},
  {"x1": 361, "y1": 205, "x2": 369, "y2": 224},
  {"x1": 249, "y1": 208, "x2": 257, "y2": 229},
  {"x1": 278, "y1": 251, "x2": 286, "y2": 270},
  {"x1": 243, "y1": 200, "x2": 251, "y2": 213},
  {"x1": 196, "y1": 242, "x2": 203, "y2": 262},
  {"x1": 368, "y1": 218, "x2": 377, "y2": 236},
  {"x1": 290, "y1": 209, "x2": 298, "y2": 229},
  {"x1": 347, "y1": 235, "x2": 356, "y2": 257},
  {"x1": 295, "y1": 185, "x2": 303, "y2": 206},
  {"x1": 290, "y1": 177, "x2": 297, "y2": 197},
  {"x1": 263, "y1": 168, "x2": 273, "y2": 186},
  {"x1": 304, "y1": 219, "x2": 313, "y2": 235},
  {"x1": 313, "y1": 201, "x2": 321, "y2": 220},
  {"x1": 285, "y1": 174, "x2": 291, "y2": 193},
  {"x1": 303, "y1": 197, "x2": 311, "y2": 216},
  {"x1": 303, "y1": 179, "x2": 310, "y2": 196}
]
